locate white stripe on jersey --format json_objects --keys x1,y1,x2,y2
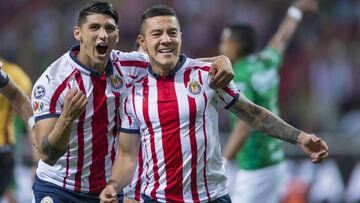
[
  {"x1": 120, "y1": 55, "x2": 240, "y2": 202},
  {"x1": 32, "y1": 45, "x2": 149, "y2": 194}
]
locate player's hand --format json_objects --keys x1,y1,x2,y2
[
  {"x1": 209, "y1": 55, "x2": 234, "y2": 89},
  {"x1": 99, "y1": 183, "x2": 118, "y2": 203},
  {"x1": 62, "y1": 89, "x2": 87, "y2": 122},
  {"x1": 293, "y1": 0, "x2": 318, "y2": 13},
  {"x1": 297, "y1": 132, "x2": 328, "y2": 163}
]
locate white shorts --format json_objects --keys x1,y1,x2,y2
[{"x1": 231, "y1": 162, "x2": 286, "y2": 203}]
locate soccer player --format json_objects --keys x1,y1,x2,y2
[
  {"x1": 31, "y1": 1, "x2": 234, "y2": 202},
  {"x1": 99, "y1": 4, "x2": 328, "y2": 203},
  {"x1": 220, "y1": 0, "x2": 318, "y2": 202},
  {"x1": 0, "y1": 59, "x2": 33, "y2": 199}
]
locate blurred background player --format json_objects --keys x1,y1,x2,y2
[
  {"x1": 0, "y1": 59, "x2": 33, "y2": 203},
  {"x1": 220, "y1": 0, "x2": 318, "y2": 202}
]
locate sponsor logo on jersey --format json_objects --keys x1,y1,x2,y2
[
  {"x1": 33, "y1": 101, "x2": 44, "y2": 112},
  {"x1": 34, "y1": 85, "x2": 46, "y2": 99},
  {"x1": 108, "y1": 75, "x2": 124, "y2": 92},
  {"x1": 40, "y1": 196, "x2": 54, "y2": 203},
  {"x1": 186, "y1": 79, "x2": 204, "y2": 98}
]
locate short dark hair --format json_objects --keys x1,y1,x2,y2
[
  {"x1": 140, "y1": 4, "x2": 178, "y2": 34},
  {"x1": 226, "y1": 24, "x2": 256, "y2": 56},
  {"x1": 78, "y1": 1, "x2": 119, "y2": 26}
]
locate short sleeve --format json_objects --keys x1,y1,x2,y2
[
  {"x1": 31, "y1": 72, "x2": 63, "y2": 122},
  {"x1": 113, "y1": 51, "x2": 149, "y2": 85},
  {"x1": 119, "y1": 88, "x2": 140, "y2": 134},
  {"x1": 217, "y1": 81, "x2": 241, "y2": 109}
]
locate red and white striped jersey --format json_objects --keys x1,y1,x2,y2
[
  {"x1": 120, "y1": 55, "x2": 240, "y2": 203},
  {"x1": 31, "y1": 45, "x2": 149, "y2": 194}
]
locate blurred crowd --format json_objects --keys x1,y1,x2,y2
[
  {"x1": 0, "y1": 0, "x2": 359, "y2": 202},
  {"x1": 1, "y1": 0, "x2": 359, "y2": 133}
]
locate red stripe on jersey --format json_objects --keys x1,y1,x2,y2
[
  {"x1": 223, "y1": 87, "x2": 237, "y2": 97},
  {"x1": 131, "y1": 86, "x2": 139, "y2": 121},
  {"x1": 89, "y1": 75, "x2": 109, "y2": 193},
  {"x1": 135, "y1": 144, "x2": 144, "y2": 201},
  {"x1": 192, "y1": 66, "x2": 210, "y2": 72},
  {"x1": 157, "y1": 76, "x2": 184, "y2": 202},
  {"x1": 142, "y1": 77, "x2": 160, "y2": 201},
  {"x1": 111, "y1": 91, "x2": 121, "y2": 162},
  {"x1": 120, "y1": 60, "x2": 148, "y2": 68},
  {"x1": 62, "y1": 147, "x2": 71, "y2": 189},
  {"x1": 50, "y1": 70, "x2": 77, "y2": 113},
  {"x1": 124, "y1": 97, "x2": 132, "y2": 127},
  {"x1": 113, "y1": 62, "x2": 123, "y2": 77},
  {"x1": 198, "y1": 71, "x2": 211, "y2": 200},
  {"x1": 184, "y1": 69, "x2": 200, "y2": 202},
  {"x1": 74, "y1": 72, "x2": 86, "y2": 192},
  {"x1": 133, "y1": 85, "x2": 151, "y2": 195}
]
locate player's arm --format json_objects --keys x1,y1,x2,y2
[
  {"x1": 0, "y1": 62, "x2": 33, "y2": 122},
  {"x1": 34, "y1": 89, "x2": 87, "y2": 165},
  {"x1": 228, "y1": 93, "x2": 328, "y2": 163},
  {"x1": 100, "y1": 132, "x2": 140, "y2": 203},
  {"x1": 223, "y1": 120, "x2": 251, "y2": 160},
  {"x1": 267, "y1": 0, "x2": 318, "y2": 54},
  {"x1": 197, "y1": 55, "x2": 234, "y2": 89}
]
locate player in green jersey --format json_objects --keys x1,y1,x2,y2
[{"x1": 220, "y1": 0, "x2": 318, "y2": 202}]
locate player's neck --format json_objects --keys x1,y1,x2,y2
[
  {"x1": 150, "y1": 59, "x2": 180, "y2": 77},
  {"x1": 76, "y1": 51, "x2": 107, "y2": 75}
]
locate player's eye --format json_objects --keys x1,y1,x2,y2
[
  {"x1": 89, "y1": 25, "x2": 99, "y2": 30},
  {"x1": 105, "y1": 26, "x2": 117, "y2": 32}
]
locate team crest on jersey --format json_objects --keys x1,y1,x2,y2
[
  {"x1": 33, "y1": 101, "x2": 44, "y2": 112},
  {"x1": 108, "y1": 75, "x2": 124, "y2": 92},
  {"x1": 186, "y1": 79, "x2": 204, "y2": 98},
  {"x1": 40, "y1": 196, "x2": 54, "y2": 203},
  {"x1": 33, "y1": 85, "x2": 46, "y2": 99}
]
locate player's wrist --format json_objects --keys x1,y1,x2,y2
[
  {"x1": 296, "y1": 131, "x2": 307, "y2": 145},
  {"x1": 0, "y1": 68, "x2": 9, "y2": 88},
  {"x1": 287, "y1": 6, "x2": 303, "y2": 22},
  {"x1": 107, "y1": 178, "x2": 120, "y2": 191}
]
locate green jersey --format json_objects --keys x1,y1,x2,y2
[{"x1": 231, "y1": 47, "x2": 285, "y2": 170}]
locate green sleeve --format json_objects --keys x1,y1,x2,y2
[{"x1": 258, "y1": 47, "x2": 283, "y2": 70}]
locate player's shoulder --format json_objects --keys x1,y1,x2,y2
[
  {"x1": 35, "y1": 52, "x2": 74, "y2": 84},
  {"x1": 184, "y1": 57, "x2": 212, "y2": 72},
  {"x1": 2, "y1": 60, "x2": 24, "y2": 76},
  {"x1": 111, "y1": 50, "x2": 149, "y2": 64}
]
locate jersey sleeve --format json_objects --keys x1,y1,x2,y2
[
  {"x1": 119, "y1": 88, "x2": 140, "y2": 134},
  {"x1": 113, "y1": 51, "x2": 149, "y2": 85},
  {"x1": 217, "y1": 80, "x2": 241, "y2": 110},
  {"x1": 31, "y1": 71, "x2": 63, "y2": 122},
  {"x1": 258, "y1": 47, "x2": 283, "y2": 70}
]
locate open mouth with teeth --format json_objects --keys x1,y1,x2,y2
[
  {"x1": 159, "y1": 48, "x2": 173, "y2": 54},
  {"x1": 96, "y1": 44, "x2": 108, "y2": 55}
]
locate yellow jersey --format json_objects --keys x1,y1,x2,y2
[{"x1": 0, "y1": 59, "x2": 32, "y2": 147}]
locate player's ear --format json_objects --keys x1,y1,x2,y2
[
  {"x1": 137, "y1": 34, "x2": 147, "y2": 52},
  {"x1": 73, "y1": 26, "x2": 82, "y2": 42}
]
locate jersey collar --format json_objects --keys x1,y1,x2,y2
[
  {"x1": 148, "y1": 54, "x2": 187, "y2": 78},
  {"x1": 68, "y1": 44, "x2": 113, "y2": 77}
]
